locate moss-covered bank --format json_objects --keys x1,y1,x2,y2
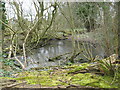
[{"x1": 1, "y1": 63, "x2": 119, "y2": 88}]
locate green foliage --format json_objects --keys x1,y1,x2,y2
[
  {"x1": 1, "y1": 59, "x2": 14, "y2": 66},
  {"x1": 0, "y1": 69, "x2": 13, "y2": 77},
  {"x1": 73, "y1": 2, "x2": 99, "y2": 31},
  {"x1": 75, "y1": 3, "x2": 97, "y2": 18},
  {"x1": 0, "y1": 57, "x2": 22, "y2": 77},
  {"x1": 0, "y1": 57, "x2": 15, "y2": 68},
  {"x1": 96, "y1": 59, "x2": 119, "y2": 76}
]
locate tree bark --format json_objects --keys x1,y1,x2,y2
[
  {"x1": 118, "y1": 2, "x2": 120, "y2": 59},
  {"x1": 0, "y1": 1, "x2": 4, "y2": 69}
]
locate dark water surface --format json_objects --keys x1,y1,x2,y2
[{"x1": 25, "y1": 40, "x2": 105, "y2": 70}]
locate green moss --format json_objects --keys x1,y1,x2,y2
[
  {"x1": 67, "y1": 63, "x2": 89, "y2": 74},
  {"x1": 71, "y1": 73, "x2": 99, "y2": 85},
  {"x1": 2, "y1": 63, "x2": 119, "y2": 88},
  {"x1": 70, "y1": 73, "x2": 117, "y2": 88},
  {"x1": 0, "y1": 77, "x2": 15, "y2": 80}
]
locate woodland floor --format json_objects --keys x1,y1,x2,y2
[{"x1": 0, "y1": 63, "x2": 119, "y2": 89}]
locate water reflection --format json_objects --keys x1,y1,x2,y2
[{"x1": 26, "y1": 40, "x2": 105, "y2": 70}]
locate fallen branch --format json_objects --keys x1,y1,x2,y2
[
  {"x1": 5, "y1": 81, "x2": 27, "y2": 88},
  {"x1": 48, "y1": 52, "x2": 72, "y2": 61},
  {"x1": 58, "y1": 79, "x2": 95, "y2": 88},
  {"x1": 58, "y1": 79, "x2": 82, "y2": 88},
  {"x1": 67, "y1": 51, "x2": 82, "y2": 63}
]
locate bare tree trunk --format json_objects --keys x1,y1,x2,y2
[
  {"x1": 0, "y1": 1, "x2": 4, "y2": 69},
  {"x1": 118, "y1": 2, "x2": 120, "y2": 59}
]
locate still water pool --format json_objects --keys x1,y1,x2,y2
[{"x1": 25, "y1": 40, "x2": 105, "y2": 70}]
